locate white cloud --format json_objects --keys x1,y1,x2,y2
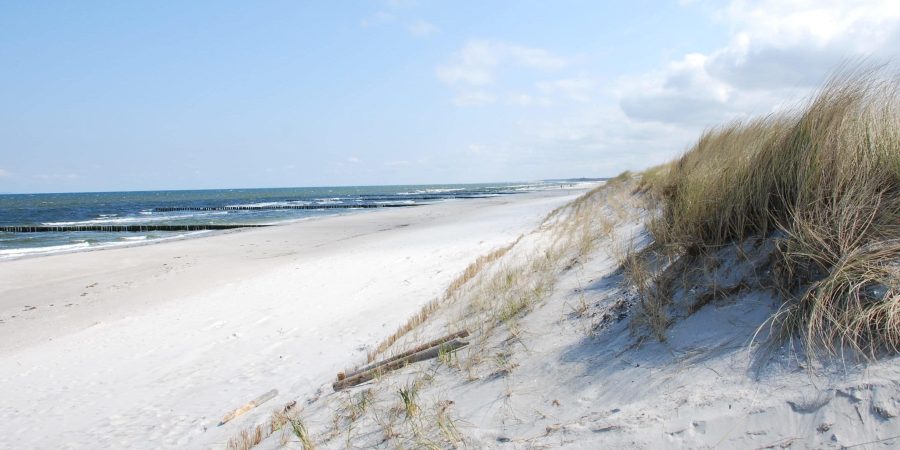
[
  {"x1": 502, "y1": 93, "x2": 553, "y2": 107},
  {"x1": 710, "y1": 0, "x2": 900, "y2": 89},
  {"x1": 505, "y1": 93, "x2": 535, "y2": 107},
  {"x1": 0, "y1": 168, "x2": 10, "y2": 178},
  {"x1": 535, "y1": 76, "x2": 597, "y2": 102},
  {"x1": 443, "y1": 107, "x2": 695, "y2": 180},
  {"x1": 451, "y1": 90, "x2": 497, "y2": 106},
  {"x1": 436, "y1": 40, "x2": 568, "y2": 87},
  {"x1": 437, "y1": 40, "x2": 569, "y2": 107},
  {"x1": 526, "y1": 107, "x2": 693, "y2": 158},
  {"x1": 617, "y1": 53, "x2": 746, "y2": 126},
  {"x1": 408, "y1": 19, "x2": 438, "y2": 37},
  {"x1": 346, "y1": 156, "x2": 362, "y2": 164},
  {"x1": 428, "y1": 1, "x2": 900, "y2": 178},
  {"x1": 618, "y1": 0, "x2": 900, "y2": 127}
]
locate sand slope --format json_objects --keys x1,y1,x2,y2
[{"x1": 273, "y1": 183, "x2": 900, "y2": 450}]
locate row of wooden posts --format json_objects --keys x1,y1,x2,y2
[
  {"x1": 0, "y1": 224, "x2": 271, "y2": 233},
  {"x1": 152, "y1": 203, "x2": 417, "y2": 212}
]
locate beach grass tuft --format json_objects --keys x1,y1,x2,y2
[
  {"x1": 288, "y1": 415, "x2": 315, "y2": 450},
  {"x1": 641, "y1": 65, "x2": 900, "y2": 357}
]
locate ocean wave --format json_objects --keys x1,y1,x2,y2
[
  {"x1": 0, "y1": 241, "x2": 90, "y2": 258},
  {"x1": 397, "y1": 188, "x2": 466, "y2": 195},
  {"x1": 373, "y1": 200, "x2": 416, "y2": 205},
  {"x1": 314, "y1": 198, "x2": 345, "y2": 205},
  {"x1": 0, "y1": 231, "x2": 211, "y2": 259},
  {"x1": 223, "y1": 200, "x2": 313, "y2": 208},
  {"x1": 41, "y1": 211, "x2": 228, "y2": 226}
]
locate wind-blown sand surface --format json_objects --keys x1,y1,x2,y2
[
  {"x1": 255, "y1": 181, "x2": 899, "y2": 450},
  {"x1": 0, "y1": 188, "x2": 587, "y2": 450}
]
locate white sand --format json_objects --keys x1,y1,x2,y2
[
  {"x1": 431, "y1": 232, "x2": 900, "y2": 449},
  {"x1": 276, "y1": 184, "x2": 900, "y2": 450},
  {"x1": 0, "y1": 188, "x2": 586, "y2": 450}
]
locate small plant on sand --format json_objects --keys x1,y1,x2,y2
[
  {"x1": 225, "y1": 403, "x2": 298, "y2": 450},
  {"x1": 437, "y1": 342, "x2": 458, "y2": 367},
  {"x1": 617, "y1": 240, "x2": 669, "y2": 341},
  {"x1": 398, "y1": 382, "x2": 420, "y2": 419},
  {"x1": 288, "y1": 416, "x2": 315, "y2": 450},
  {"x1": 435, "y1": 400, "x2": 463, "y2": 445}
]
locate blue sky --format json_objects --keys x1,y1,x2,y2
[{"x1": 1, "y1": 1, "x2": 898, "y2": 193}]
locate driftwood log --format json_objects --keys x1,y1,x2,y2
[
  {"x1": 333, "y1": 338, "x2": 468, "y2": 391},
  {"x1": 217, "y1": 389, "x2": 278, "y2": 426},
  {"x1": 339, "y1": 329, "x2": 470, "y2": 381}
]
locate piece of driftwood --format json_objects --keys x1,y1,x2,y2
[
  {"x1": 333, "y1": 339, "x2": 468, "y2": 391},
  {"x1": 338, "y1": 329, "x2": 470, "y2": 381},
  {"x1": 217, "y1": 389, "x2": 278, "y2": 426}
]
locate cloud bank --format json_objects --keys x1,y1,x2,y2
[
  {"x1": 618, "y1": 0, "x2": 900, "y2": 127},
  {"x1": 434, "y1": 0, "x2": 900, "y2": 178}
]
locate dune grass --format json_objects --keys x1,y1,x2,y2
[
  {"x1": 225, "y1": 404, "x2": 302, "y2": 450},
  {"x1": 641, "y1": 67, "x2": 900, "y2": 357},
  {"x1": 365, "y1": 235, "x2": 522, "y2": 363}
]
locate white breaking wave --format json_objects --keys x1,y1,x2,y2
[
  {"x1": 397, "y1": 188, "x2": 466, "y2": 195},
  {"x1": 0, "y1": 231, "x2": 211, "y2": 260},
  {"x1": 42, "y1": 211, "x2": 228, "y2": 226},
  {"x1": 373, "y1": 200, "x2": 415, "y2": 205},
  {"x1": 0, "y1": 241, "x2": 90, "y2": 258}
]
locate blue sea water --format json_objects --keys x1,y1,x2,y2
[{"x1": 0, "y1": 182, "x2": 572, "y2": 259}]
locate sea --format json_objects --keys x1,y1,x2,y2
[{"x1": 0, "y1": 181, "x2": 583, "y2": 260}]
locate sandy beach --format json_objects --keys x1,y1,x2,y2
[
  {"x1": 0, "y1": 188, "x2": 586, "y2": 450},
  {"x1": 4, "y1": 2, "x2": 900, "y2": 449}
]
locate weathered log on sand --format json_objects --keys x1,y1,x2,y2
[
  {"x1": 333, "y1": 339, "x2": 468, "y2": 391},
  {"x1": 338, "y1": 329, "x2": 470, "y2": 381},
  {"x1": 217, "y1": 389, "x2": 278, "y2": 426}
]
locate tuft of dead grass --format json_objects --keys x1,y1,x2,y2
[{"x1": 225, "y1": 402, "x2": 299, "y2": 450}]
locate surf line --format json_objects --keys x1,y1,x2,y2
[{"x1": 0, "y1": 224, "x2": 271, "y2": 232}]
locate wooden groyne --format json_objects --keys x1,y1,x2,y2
[
  {"x1": 152, "y1": 203, "x2": 417, "y2": 212},
  {"x1": 0, "y1": 224, "x2": 271, "y2": 233}
]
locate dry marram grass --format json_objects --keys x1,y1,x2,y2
[{"x1": 639, "y1": 66, "x2": 900, "y2": 357}]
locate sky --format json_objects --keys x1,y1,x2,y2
[{"x1": 1, "y1": 1, "x2": 899, "y2": 193}]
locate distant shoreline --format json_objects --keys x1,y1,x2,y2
[{"x1": 0, "y1": 181, "x2": 598, "y2": 261}]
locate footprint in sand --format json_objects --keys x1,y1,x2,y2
[
  {"x1": 252, "y1": 316, "x2": 270, "y2": 326},
  {"x1": 202, "y1": 320, "x2": 227, "y2": 331}
]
